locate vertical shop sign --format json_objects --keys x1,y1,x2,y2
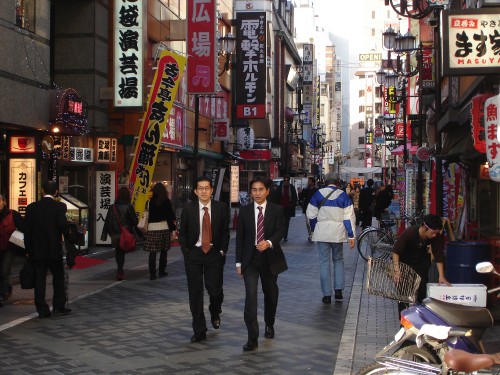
[
  {"x1": 161, "y1": 104, "x2": 184, "y2": 148},
  {"x1": 96, "y1": 137, "x2": 118, "y2": 163},
  {"x1": 230, "y1": 165, "x2": 239, "y2": 203},
  {"x1": 484, "y1": 95, "x2": 500, "y2": 182},
  {"x1": 212, "y1": 119, "x2": 229, "y2": 141},
  {"x1": 95, "y1": 171, "x2": 116, "y2": 245},
  {"x1": 235, "y1": 12, "x2": 267, "y2": 119},
  {"x1": 187, "y1": 0, "x2": 217, "y2": 94},
  {"x1": 129, "y1": 49, "x2": 186, "y2": 218},
  {"x1": 9, "y1": 158, "x2": 36, "y2": 216},
  {"x1": 114, "y1": 0, "x2": 143, "y2": 107}
]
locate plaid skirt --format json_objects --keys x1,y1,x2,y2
[{"x1": 143, "y1": 229, "x2": 171, "y2": 253}]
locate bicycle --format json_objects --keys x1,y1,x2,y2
[{"x1": 357, "y1": 211, "x2": 424, "y2": 261}]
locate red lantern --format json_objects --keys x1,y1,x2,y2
[{"x1": 470, "y1": 93, "x2": 494, "y2": 153}]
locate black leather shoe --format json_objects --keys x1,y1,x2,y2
[
  {"x1": 243, "y1": 339, "x2": 258, "y2": 351},
  {"x1": 334, "y1": 290, "x2": 343, "y2": 301},
  {"x1": 322, "y1": 296, "x2": 331, "y2": 304},
  {"x1": 190, "y1": 332, "x2": 207, "y2": 343},
  {"x1": 38, "y1": 311, "x2": 52, "y2": 319},
  {"x1": 158, "y1": 271, "x2": 168, "y2": 278},
  {"x1": 264, "y1": 325, "x2": 275, "y2": 339},
  {"x1": 211, "y1": 316, "x2": 221, "y2": 329},
  {"x1": 52, "y1": 308, "x2": 72, "y2": 316}
]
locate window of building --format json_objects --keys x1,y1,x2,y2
[
  {"x1": 358, "y1": 136, "x2": 365, "y2": 145},
  {"x1": 359, "y1": 121, "x2": 365, "y2": 129},
  {"x1": 359, "y1": 105, "x2": 365, "y2": 113},
  {"x1": 375, "y1": 86, "x2": 381, "y2": 98},
  {"x1": 375, "y1": 102, "x2": 382, "y2": 114},
  {"x1": 359, "y1": 89, "x2": 365, "y2": 97},
  {"x1": 372, "y1": 10, "x2": 375, "y2": 19},
  {"x1": 372, "y1": 28, "x2": 376, "y2": 36},
  {"x1": 16, "y1": 0, "x2": 36, "y2": 32},
  {"x1": 320, "y1": 104, "x2": 325, "y2": 116}
]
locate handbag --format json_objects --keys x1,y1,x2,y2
[
  {"x1": 113, "y1": 205, "x2": 136, "y2": 252},
  {"x1": 137, "y1": 202, "x2": 149, "y2": 234},
  {"x1": 19, "y1": 260, "x2": 35, "y2": 289},
  {"x1": 8, "y1": 229, "x2": 25, "y2": 249}
]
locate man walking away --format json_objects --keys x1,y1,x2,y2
[
  {"x1": 273, "y1": 176, "x2": 297, "y2": 242},
  {"x1": 24, "y1": 180, "x2": 71, "y2": 318},
  {"x1": 359, "y1": 179, "x2": 376, "y2": 229},
  {"x1": 306, "y1": 173, "x2": 356, "y2": 304},
  {"x1": 298, "y1": 177, "x2": 318, "y2": 242}
]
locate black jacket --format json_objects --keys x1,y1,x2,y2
[{"x1": 101, "y1": 202, "x2": 138, "y2": 240}]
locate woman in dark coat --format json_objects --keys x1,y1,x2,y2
[
  {"x1": 143, "y1": 182, "x2": 176, "y2": 280},
  {"x1": 101, "y1": 187, "x2": 138, "y2": 280}
]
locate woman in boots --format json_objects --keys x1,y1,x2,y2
[{"x1": 144, "y1": 182, "x2": 176, "y2": 280}]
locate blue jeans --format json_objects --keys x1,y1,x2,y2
[{"x1": 317, "y1": 242, "x2": 344, "y2": 296}]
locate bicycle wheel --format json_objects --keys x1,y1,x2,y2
[{"x1": 357, "y1": 228, "x2": 394, "y2": 261}]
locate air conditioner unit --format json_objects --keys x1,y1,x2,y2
[{"x1": 271, "y1": 147, "x2": 281, "y2": 159}]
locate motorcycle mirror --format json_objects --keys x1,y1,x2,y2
[{"x1": 476, "y1": 262, "x2": 494, "y2": 274}]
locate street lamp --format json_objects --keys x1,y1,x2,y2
[{"x1": 218, "y1": 33, "x2": 236, "y2": 76}]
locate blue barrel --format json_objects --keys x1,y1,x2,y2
[{"x1": 445, "y1": 241, "x2": 490, "y2": 284}]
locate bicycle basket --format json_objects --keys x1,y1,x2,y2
[
  {"x1": 375, "y1": 356, "x2": 441, "y2": 374},
  {"x1": 366, "y1": 257, "x2": 421, "y2": 304}
]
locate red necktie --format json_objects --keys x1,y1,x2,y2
[
  {"x1": 202, "y1": 207, "x2": 211, "y2": 253},
  {"x1": 257, "y1": 206, "x2": 264, "y2": 244}
]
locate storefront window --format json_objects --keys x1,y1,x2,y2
[{"x1": 15, "y1": 0, "x2": 36, "y2": 32}]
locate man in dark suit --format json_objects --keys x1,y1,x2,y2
[
  {"x1": 272, "y1": 175, "x2": 297, "y2": 241},
  {"x1": 24, "y1": 180, "x2": 70, "y2": 318},
  {"x1": 178, "y1": 176, "x2": 230, "y2": 343},
  {"x1": 236, "y1": 176, "x2": 287, "y2": 351}
]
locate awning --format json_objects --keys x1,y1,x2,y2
[
  {"x1": 391, "y1": 142, "x2": 418, "y2": 156},
  {"x1": 340, "y1": 166, "x2": 382, "y2": 174}
]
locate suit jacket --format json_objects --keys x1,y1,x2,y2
[
  {"x1": 178, "y1": 200, "x2": 230, "y2": 257},
  {"x1": 273, "y1": 183, "x2": 298, "y2": 217},
  {"x1": 24, "y1": 197, "x2": 68, "y2": 261},
  {"x1": 235, "y1": 201, "x2": 288, "y2": 275}
]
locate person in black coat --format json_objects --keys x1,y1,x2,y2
[
  {"x1": 101, "y1": 186, "x2": 138, "y2": 281},
  {"x1": 178, "y1": 176, "x2": 230, "y2": 343},
  {"x1": 24, "y1": 180, "x2": 70, "y2": 318},
  {"x1": 143, "y1": 182, "x2": 176, "y2": 280},
  {"x1": 373, "y1": 184, "x2": 394, "y2": 220},
  {"x1": 236, "y1": 176, "x2": 287, "y2": 351},
  {"x1": 272, "y1": 176, "x2": 297, "y2": 241},
  {"x1": 359, "y1": 179, "x2": 376, "y2": 229}
]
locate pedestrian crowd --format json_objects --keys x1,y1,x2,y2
[{"x1": 0, "y1": 174, "x2": 452, "y2": 353}]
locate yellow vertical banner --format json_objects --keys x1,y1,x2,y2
[{"x1": 128, "y1": 49, "x2": 186, "y2": 218}]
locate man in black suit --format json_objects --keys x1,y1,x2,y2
[
  {"x1": 236, "y1": 176, "x2": 287, "y2": 351},
  {"x1": 178, "y1": 176, "x2": 230, "y2": 343},
  {"x1": 24, "y1": 180, "x2": 70, "y2": 318},
  {"x1": 272, "y1": 175, "x2": 297, "y2": 241}
]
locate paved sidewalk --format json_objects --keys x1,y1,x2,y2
[{"x1": 0, "y1": 212, "x2": 400, "y2": 374}]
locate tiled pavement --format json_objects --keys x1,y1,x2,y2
[{"x1": 0, "y1": 213, "x2": 400, "y2": 374}]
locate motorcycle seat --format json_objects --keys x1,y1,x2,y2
[{"x1": 424, "y1": 297, "x2": 494, "y2": 328}]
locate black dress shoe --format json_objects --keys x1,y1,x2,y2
[
  {"x1": 158, "y1": 271, "x2": 168, "y2": 278},
  {"x1": 52, "y1": 308, "x2": 72, "y2": 316},
  {"x1": 211, "y1": 316, "x2": 221, "y2": 329},
  {"x1": 38, "y1": 311, "x2": 52, "y2": 319},
  {"x1": 190, "y1": 332, "x2": 207, "y2": 343},
  {"x1": 264, "y1": 325, "x2": 275, "y2": 339},
  {"x1": 243, "y1": 339, "x2": 258, "y2": 351},
  {"x1": 322, "y1": 296, "x2": 332, "y2": 304}
]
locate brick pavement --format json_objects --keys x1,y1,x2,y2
[{"x1": 0, "y1": 212, "x2": 401, "y2": 374}]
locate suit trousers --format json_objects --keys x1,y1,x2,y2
[
  {"x1": 32, "y1": 257, "x2": 66, "y2": 315},
  {"x1": 184, "y1": 247, "x2": 223, "y2": 334},
  {"x1": 243, "y1": 250, "x2": 279, "y2": 340}
]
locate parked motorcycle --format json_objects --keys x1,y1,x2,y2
[{"x1": 356, "y1": 261, "x2": 500, "y2": 375}]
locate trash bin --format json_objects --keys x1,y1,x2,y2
[{"x1": 445, "y1": 241, "x2": 491, "y2": 284}]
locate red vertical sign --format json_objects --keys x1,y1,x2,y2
[{"x1": 187, "y1": 0, "x2": 217, "y2": 94}]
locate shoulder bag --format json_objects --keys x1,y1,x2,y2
[
  {"x1": 137, "y1": 201, "x2": 149, "y2": 234},
  {"x1": 318, "y1": 189, "x2": 336, "y2": 210},
  {"x1": 113, "y1": 205, "x2": 136, "y2": 252}
]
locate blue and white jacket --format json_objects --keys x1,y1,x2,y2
[{"x1": 306, "y1": 185, "x2": 356, "y2": 243}]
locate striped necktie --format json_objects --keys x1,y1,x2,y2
[{"x1": 257, "y1": 206, "x2": 264, "y2": 244}]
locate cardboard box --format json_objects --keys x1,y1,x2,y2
[{"x1": 427, "y1": 283, "x2": 487, "y2": 307}]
